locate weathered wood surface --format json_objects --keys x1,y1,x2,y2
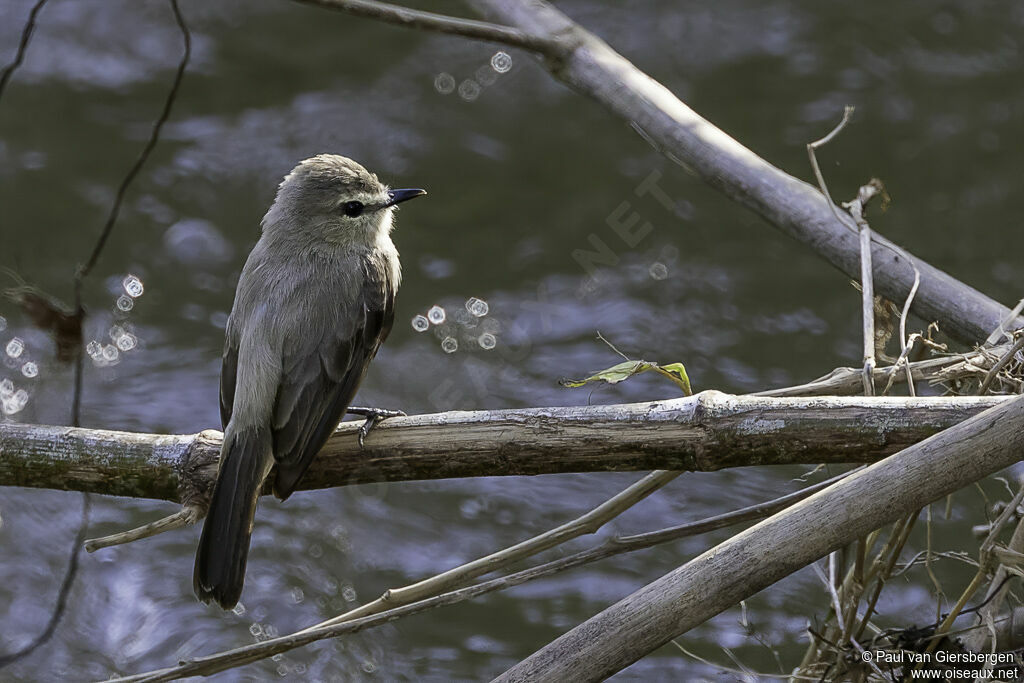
[
  {"x1": 494, "y1": 394, "x2": 1024, "y2": 682},
  {"x1": 0, "y1": 391, "x2": 1008, "y2": 501}
]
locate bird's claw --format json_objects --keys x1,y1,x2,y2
[{"x1": 347, "y1": 406, "x2": 406, "y2": 448}]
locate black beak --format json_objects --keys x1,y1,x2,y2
[{"x1": 384, "y1": 188, "x2": 427, "y2": 207}]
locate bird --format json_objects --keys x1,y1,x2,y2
[{"x1": 193, "y1": 154, "x2": 426, "y2": 609}]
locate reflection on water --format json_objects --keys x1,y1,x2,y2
[{"x1": 1, "y1": 0, "x2": 1023, "y2": 679}]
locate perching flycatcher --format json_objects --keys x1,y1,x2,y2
[{"x1": 194, "y1": 154, "x2": 426, "y2": 609}]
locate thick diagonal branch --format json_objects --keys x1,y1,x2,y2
[{"x1": 462, "y1": 0, "x2": 1018, "y2": 345}]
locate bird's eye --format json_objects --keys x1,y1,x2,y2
[{"x1": 342, "y1": 201, "x2": 364, "y2": 217}]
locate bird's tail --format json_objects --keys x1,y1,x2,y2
[{"x1": 194, "y1": 425, "x2": 273, "y2": 609}]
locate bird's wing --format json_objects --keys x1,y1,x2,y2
[
  {"x1": 219, "y1": 336, "x2": 239, "y2": 430},
  {"x1": 269, "y1": 261, "x2": 395, "y2": 499}
]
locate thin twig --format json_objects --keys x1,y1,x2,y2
[
  {"x1": 806, "y1": 106, "x2": 855, "y2": 229},
  {"x1": 896, "y1": 253, "x2": 921, "y2": 396},
  {"x1": 847, "y1": 637, "x2": 889, "y2": 681},
  {"x1": 301, "y1": 469, "x2": 682, "y2": 633},
  {"x1": 595, "y1": 330, "x2": 630, "y2": 361},
  {"x1": 806, "y1": 109, "x2": 876, "y2": 394},
  {"x1": 918, "y1": 484, "x2": 1024, "y2": 665},
  {"x1": 70, "y1": 0, "x2": 191, "y2": 426},
  {"x1": 976, "y1": 333, "x2": 1024, "y2": 396},
  {"x1": 807, "y1": 109, "x2": 924, "y2": 399},
  {"x1": 844, "y1": 181, "x2": 887, "y2": 396},
  {"x1": 115, "y1": 472, "x2": 851, "y2": 681},
  {"x1": 985, "y1": 298, "x2": 1024, "y2": 347},
  {"x1": 291, "y1": 0, "x2": 559, "y2": 54},
  {"x1": 757, "y1": 344, "x2": 1004, "y2": 398},
  {"x1": 0, "y1": 494, "x2": 91, "y2": 668},
  {"x1": 852, "y1": 512, "x2": 918, "y2": 642},
  {"x1": 671, "y1": 639, "x2": 822, "y2": 681},
  {"x1": 924, "y1": 504, "x2": 946, "y2": 623},
  {"x1": 812, "y1": 562, "x2": 846, "y2": 633},
  {"x1": 0, "y1": 1, "x2": 191, "y2": 669},
  {"x1": 84, "y1": 508, "x2": 199, "y2": 552},
  {"x1": 0, "y1": 0, "x2": 48, "y2": 103}
]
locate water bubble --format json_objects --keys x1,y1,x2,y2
[
  {"x1": 116, "y1": 333, "x2": 137, "y2": 351},
  {"x1": 102, "y1": 344, "x2": 119, "y2": 362},
  {"x1": 20, "y1": 150, "x2": 47, "y2": 170},
  {"x1": 0, "y1": 316, "x2": 6, "y2": 332},
  {"x1": 478, "y1": 333, "x2": 497, "y2": 350},
  {"x1": 427, "y1": 305, "x2": 446, "y2": 325},
  {"x1": 475, "y1": 64, "x2": 497, "y2": 86},
  {"x1": 460, "y1": 498, "x2": 481, "y2": 519},
  {"x1": 458, "y1": 79, "x2": 481, "y2": 101},
  {"x1": 271, "y1": 654, "x2": 284, "y2": 663},
  {"x1": 164, "y1": 218, "x2": 234, "y2": 267},
  {"x1": 362, "y1": 662, "x2": 377, "y2": 674},
  {"x1": 116, "y1": 295, "x2": 134, "y2": 312},
  {"x1": 264, "y1": 624, "x2": 279, "y2": 638},
  {"x1": 123, "y1": 274, "x2": 144, "y2": 298},
  {"x1": 290, "y1": 588, "x2": 305, "y2": 604},
  {"x1": 659, "y1": 244, "x2": 680, "y2": 264},
  {"x1": 231, "y1": 603, "x2": 246, "y2": 616},
  {"x1": 2, "y1": 389, "x2": 29, "y2": 415},
  {"x1": 5, "y1": 337, "x2": 24, "y2": 359},
  {"x1": 249, "y1": 623, "x2": 263, "y2": 637},
  {"x1": 465, "y1": 297, "x2": 489, "y2": 317},
  {"x1": 441, "y1": 336, "x2": 458, "y2": 354},
  {"x1": 649, "y1": 262, "x2": 669, "y2": 280},
  {"x1": 209, "y1": 311, "x2": 229, "y2": 329},
  {"x1": 342, "y1": 586, "x2": 358, "y2": 602},
  {"x1": 434, "y1": 72, "x2": 455, "y2": 94},
  {"x1": 293, "y1": 664, "x2": 307, "y2": 675},
  {"x1": 21, "y1": 362, "x2": 38, "y2": 378},
  {"x1": 411, "y1": 314, "x2": 429, "y2": 332},
  {"x1": 491, "y1": 51, "x2": 513, "y2": 73},
  {"x1": 0, "y1": 379, "x2": 13, "y2": 398},
  {"x1": 86, "y1": 340, "x2": 102, "y2": 357}
]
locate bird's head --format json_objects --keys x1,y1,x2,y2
[{"x1": 264, "y1": 154, "x2": 426, "y2": 246}]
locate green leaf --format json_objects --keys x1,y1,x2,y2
[
  {"x1": 652, "y1": 362, "x2": 692, "y2": 395},
  {"x1": 559, "y1": 359, "x2": 692, "y2": 396}
]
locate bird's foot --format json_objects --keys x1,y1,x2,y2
[{"x1": 346, "y1": 406, "x2": 406, "y2": 447}]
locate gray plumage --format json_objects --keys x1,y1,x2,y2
[{"x1": 194, "y1": 154, "x2": 423, "y2": 609}]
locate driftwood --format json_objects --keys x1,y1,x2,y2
[
  {"x1": 0, "y1": 392, "x2": 1008, "y2": 502},
  {"x1": 494, "y1": 395, "x2": 1024, "y2": 682}
]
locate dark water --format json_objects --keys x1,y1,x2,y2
[{"x1": 1, "y1": 0, "x2": 1022, "y2": 680}]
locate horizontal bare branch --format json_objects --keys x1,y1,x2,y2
[{"x1": 0, "y1": 392, "x2": 1009, "y2": 502}]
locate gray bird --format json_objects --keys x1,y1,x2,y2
[{"x1": 194, "y1": 154, "x2": 426, "y2": 609}]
